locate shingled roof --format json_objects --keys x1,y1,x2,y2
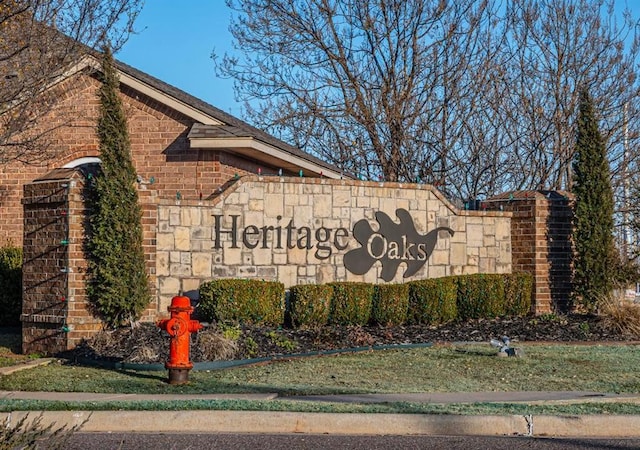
[{"x1": 113, "y1": 59, "x2": 345, "y2": 178}]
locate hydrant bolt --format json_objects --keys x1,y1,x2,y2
[{"x1": 156, "y1": 295, "x2": 203, "y2": 385}]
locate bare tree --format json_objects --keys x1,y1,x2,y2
[
  {"x1": 495, "y1": 0, "x2": 640, "y2": 192},
  {"x1": 216, "y1": 0, "x2": 495, "y2": 183},
  {"x1": 217, "y1": 0, "x2": 640, "y2": 204},
  {"x1": 0, "y1": 0, "x2": 142, "y2": 164}
]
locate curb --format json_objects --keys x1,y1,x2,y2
[
  {"x1": 2, "y1": 410, "x2": 640, "y2": 437},
  {"x1": 0, "y1": 359, "x2": 54, "y2": 376}
]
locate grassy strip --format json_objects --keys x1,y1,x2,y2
[
  {"x1": 1, "y1": 399, "x2": 640, "y2": 416},
  {"x1": 0, "y1": 344, "x2": 639, "y2": 395}
]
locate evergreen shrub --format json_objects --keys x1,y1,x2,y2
[
  {"x1": 0, "y1": 245, "x2": 22, "y2": 327},
  {"x1": 198, "y1": 279, "x2": 285, "y2": 325},
  {"x1": 572, "y1": 88, "x2": 616, "y2": 311},
  {"x1": 287, "y1": 284, "x2": 332, "y2": 328},
  {"x1": 86, "y1": 48, "x2": 150, "y2": 327},
  {"x1": 456, "y1": 273, "x2": 506, "y2": 320},
  {"x1": 371, "y1": 283, "x2": 409, "y2": 326},
  {"x1": 503, "y1": 272, "x2": 533, "y2": 316},
  {"x1": 328, "y1": 282, "x2": 374, "y2": 325},
  {"x1": 408, "y1": 277, "x2": 457, "y2": 325}
]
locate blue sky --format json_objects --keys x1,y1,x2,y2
[
  {"x1": 117, "y1": 1, "x2": 238, "y2": 114},
  {"x1": 117, "y1": 1, "x2": 640, "y2": 119}
]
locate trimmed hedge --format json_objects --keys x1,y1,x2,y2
[
  {"x1": 0, "y1": 245, "x2": 22, "y2": 327},
  {"x1": 371, "y1": 283, "x2": 409, "y2": 326},
  {"x1": 328, "y1": 282, "x2": 374, "y2": 325},
  {"x1": 198, "y1": 279, "x2": 285, "y2": 325},
  {"x1": 197, "y1": 272, "x2": 533, "y2": 329},
  {"x1": 408, "y1": 277, "x2": 457, "y2": 325},
  {"x1": 456, "y1": 273, "x2": 506, "y2": 320},
  {"x1": 503, "y1": 272, "x2": 533, "y2": 316},
  {"x1": 287, "y1": 284, "x2": 332, "y2": 328}
]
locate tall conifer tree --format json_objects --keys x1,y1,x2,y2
[
  {"x1": 572, "y1": 88, "x2": 615, "y2": 311},
  {"x1": 87, "y1": 47, "x2": 150, "y2": 327}
]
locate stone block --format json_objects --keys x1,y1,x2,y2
[
  {"x1": 450, "y1": 243, "x2": 467, "y2": 265},
  {"x1": 156, "y1": 233, "x2": 174, "y2": 251},
  {"x1": 333, "y1": 188, "x2": 351, "y2": 206},
  {"x1": 192, "y1": 253, "x2": 212, "y2": 277},
  {"x1": 278, "y1": 266, "x2": 297, "y2": 288},
  {"x1": 156, "y1": 251, "x2": 169, "y2": 277},
  {"x1": 313, "y1": 194, "x2": 333, "y2": 217},
  {"x1": 288, "y1": 247, "x2": 307, "y2": 265},
  {"x1": 190, "y1": 226, "x2": 208, "y2": 240},
  {"x1": 429, "y1": 265, "x2": 447, "y2": 278},
  {"x1": 180, "y1": 252, "x2": 191, "y2": 265},
  {"x1": 462, "y1": 265, "x2": 478, "y2": 275},
  {"x1": 253, "y1": 247, "x2": 273, "y2": 265},
  {"x1": 466, "y1": 224, "x2": 484, "y2": 247},
  {"x1": 159, "y1": 277, "x2": 181, "y2": 295},
  {"x1": 238, "y1": 266, "x2": 257, "y2": 277},
  {"x1": 169, "y1": 262, "x2": 191, "y2": 277},
  {"x1": 264, "y1": 194, "x2": 284, "y2": 217},
  {"x1": 169, "y1": 208, "x2": 181, "y2": 226},
  {"x1": 257, "y1": 267, "x2": 277, "y2": 278},
  {"x1": 430, "y1": 249, "x2": 449, "y2": 265},
  {"x1": 223, "y1": 247, "x2": 241, "y2": 265},
  {"x1": 170, "y1": 251, "x2": 181, "y2": 263},
  {"x1": 174, "y1": 226, "x2": 190, "y2": 251},
  {"x1": 244, "y1": 211, "x2": 264, "y2": 228},
  {"x1": 248, "y1": 198, "x2": 264, "y2": 211},
  {"x1": 479, "y1": 257, "x2": 496, "y2": 273},
  {"x1": 380, "y1": 198, "x2": 397, "y2": 214},
  {"x1": 496, "y1": 219, "x2": 511, "y2": 240},
  {"x1": 249, "y1": 186, "x2": 264, "y2": 200}
]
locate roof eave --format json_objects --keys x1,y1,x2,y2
[{"x1": 189, "y1": 136, "x2": 343, "y2": 179}]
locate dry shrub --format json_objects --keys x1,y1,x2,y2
[
  {"x1": 347, "y1": 326, "x2": 375, "y2": 347},
  {"x1": 599, "y1": 294, "x2": 640, "y2": 338},
  {"x1": 127, "y1": 345, "x2": 158, "y2": 363},
  {"x1": 1, "y1": 414, "x2": 83, "y2": 450},
  {"x1": 195, "y1": 329, "x2": 239, "y2": 361}
]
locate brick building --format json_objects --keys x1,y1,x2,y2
[{"x1": 1, "y1": 54, "x2": 343, "y2": 248}]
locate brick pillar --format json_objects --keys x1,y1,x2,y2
[
  {"x1": 22, "y1": 169, "x2": 161, "y2": 354},
  {"x1": 22, "y1": 173, "x2": 75, "y2": 354},
  {"x1": 489, "y1": 191, "x2": 573, "y2": 314},
  {"x1": 138, "y1": 188, "x2": 160, "y2": 322}
]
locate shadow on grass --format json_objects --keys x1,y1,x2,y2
[
  {"x1": 0, "y1": 327, "x2": 22, "y2": 354},
  {"x1": 453, "y1": 348, "x2": 497, "y2": 357}
]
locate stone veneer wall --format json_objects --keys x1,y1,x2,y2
[{"x1": 155, "y1": 176, "x2": 513, "y2": 312}]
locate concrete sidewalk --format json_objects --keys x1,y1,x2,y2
[
  {"x1": 2, "y1": 389, "x2": 640, "y2": 437},
  {"x1": 2, "y1": 360, "x2": 640, "y2": 437},
  {"x1": 2, "y1": 389, "x2": 640, "y2": 405}
]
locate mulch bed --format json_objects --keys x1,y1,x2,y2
[{"x1": 65, "y1": 313, "x2": 637, "y2": 364}]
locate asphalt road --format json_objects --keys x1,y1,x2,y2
[{"x1": 65, "y1": 433, "x2": 640, "y2": 449}]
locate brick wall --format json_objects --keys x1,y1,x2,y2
[
  {"x1": 22, "y1": 169, "x2": 160, "y2": 353},
  {"x1": 490, "y1": 191, "x2": 574, "y2": 314},
  {"x1": 22, "y1": 173, "x2": 80, "y2": 354}
]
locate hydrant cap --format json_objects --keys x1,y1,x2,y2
[{"x1": 170, "y1": 295, "x2": 192, "y2": 309}]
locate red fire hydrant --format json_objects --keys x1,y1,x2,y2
[{"x1": 157, "y1": 295, "x2": 203, "y2": 384}]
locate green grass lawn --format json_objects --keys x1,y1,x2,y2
[{"x1": 1, "y1": 343, "x2": 639, "y2": 396}]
